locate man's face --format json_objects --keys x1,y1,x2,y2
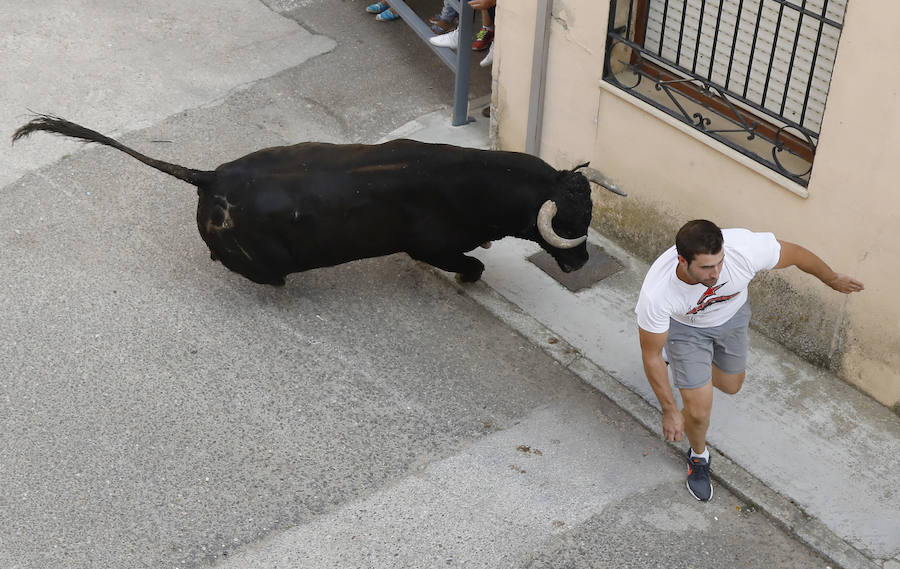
[{"x1": 680, "y1": 250, "x2": 725, "y2": 287}]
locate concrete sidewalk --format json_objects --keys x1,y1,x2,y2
[{"x1": 394, "y1": 105, "x2": 900, "y2": 569}]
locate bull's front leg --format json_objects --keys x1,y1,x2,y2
[{"x1": 409, "y1": 252, "x2": 485, "y2": 283}]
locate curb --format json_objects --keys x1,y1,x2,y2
[{"x1": 430, "y1": 266, "x2": 881, "y2": 569}]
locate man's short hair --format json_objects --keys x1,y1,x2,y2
[{"x1": 675, "y1": 220, "x2": 723, "y2": 264}]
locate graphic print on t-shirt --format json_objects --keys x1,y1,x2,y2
[{"x1": 686, "y1": 282, "x2": 740, "y2": 315}]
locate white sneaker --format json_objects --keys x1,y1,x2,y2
[
  {"x1": 429, "y1": 27, "x2": 459, "y2": 49},
  {"x1": 480, "y1": 42, "x2": 493, "y2": 67}
]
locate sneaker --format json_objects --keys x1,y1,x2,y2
[
  {"x1": 365, "y1": 2, "x2": 389, "y2": 14},
  {"x1": 686, "y1": 450, "x2": 713, "y2": 501},
  {"x1": 429, "y1": 27, "x2": 459, "y2": 49},
  {"x1": 472, "y1": 26, "x2": 494, "y2": 51},
  {"x1": 479, "y1": 42, "x2": 494, "y2": 67}
]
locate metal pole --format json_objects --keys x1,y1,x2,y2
[
  {"x1": 452, "y1": 0, "x2": 475, "y2": 125},
  {"x1": 389, "y1": 0, "x2": 473, "y2": 126},
  {"x1": 525, "y1": 0, "x2": 552, "y2": 155}
]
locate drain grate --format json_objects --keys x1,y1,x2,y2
[{"x1": 527, "y1": 243, "x2": 624, "y2": 292}]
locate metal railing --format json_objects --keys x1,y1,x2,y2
[
  {"x1": 388, "y1": 0, "x2": 475, "y2": 126},
  {"x1": 603, "y1": 0, "x2": 845, "y2": 186}
]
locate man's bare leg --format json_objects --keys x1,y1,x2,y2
[
  {"x1": 712, "y1": 365, "x2": 745, "y2": 394},
  {"x1": 680, "y1": 382, "x2": 713, "y2": 454}
]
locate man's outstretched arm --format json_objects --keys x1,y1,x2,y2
[{"x1": 773, "y1": 240, "x2": 865, "y2": 293}]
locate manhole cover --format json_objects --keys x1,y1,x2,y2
[{"x1": 528, "y1": 243, "x2": 624, "y2": 292}]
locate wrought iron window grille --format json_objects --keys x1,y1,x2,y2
[{"x1": 603, "y1": 0, "x2": 846, "y2": 187}]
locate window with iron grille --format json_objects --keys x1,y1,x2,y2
[{"x1": 603, "y1": 0, "x2": 847, "y2": 187}]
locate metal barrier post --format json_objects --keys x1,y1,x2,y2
[
  {"x1": 451, "y1": 0, "x2": 474, "y2": 126},
  {"x1": 382, "y1": 0, "x2": 475, "y2": 126}
]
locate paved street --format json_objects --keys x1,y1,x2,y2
[{"x1": 1, "y1": 2, "x2": 832, "y2": 568}]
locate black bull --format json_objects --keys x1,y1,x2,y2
[{"x1": 13, "y1": 115, "x2": 593, "y2": 286}]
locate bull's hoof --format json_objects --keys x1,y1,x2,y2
[
  {"x1": 242, "y1": 272, "x2": 286, "y2": 286},
  {"x1": 455, "y1": 271, "x2": 482, "y2": 283}
]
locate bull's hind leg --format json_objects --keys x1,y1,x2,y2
[{"x1": 410, "y1": 252, "x2": 485, "y2": 282}]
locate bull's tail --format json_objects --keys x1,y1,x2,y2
[{"x1": 12, "y1": 114, "x2": 214, "y2": 188}]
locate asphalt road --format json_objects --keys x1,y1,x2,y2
[{"x1": 1, "y1": 2, "x2": 832, "y2": 568}]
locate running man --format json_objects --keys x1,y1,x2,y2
[{"x1": 635, "y1": 220, "x2": 864, "y2": 501}]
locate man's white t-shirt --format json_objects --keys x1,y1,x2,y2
[{"x1": 635, "y1": 228, "x2": 781, "y2": 332}]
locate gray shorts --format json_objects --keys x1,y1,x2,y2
[{"x1": 666, "y1": 301, "x2": 751, "y2": 389}]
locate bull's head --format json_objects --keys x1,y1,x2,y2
[{"x1": 535, "y1": 167, "x2": 593, "y2": 273}]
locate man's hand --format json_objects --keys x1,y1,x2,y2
[
  {"x1": 662, "y1": 409, "x2": 684, "y2": 442},
  {"x1": 824, "y1": 273, "x2": 865, "y2": 294},
  {"x1": 468, "y1": 0, "x2": 497, "y2": 9}
]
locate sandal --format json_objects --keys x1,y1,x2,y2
[
  {"x1": 429, "y1": 11, "x2": 458, "y2": 25},
  {"x1": 430, "y1": 18, "x2": 455, "y2": 34},
  {"x1": 365, "y1": 2, "x2": 389, "y2": 14},
  {"x1": 375, "y1": 8, "x2": 400, "y2": 21}
]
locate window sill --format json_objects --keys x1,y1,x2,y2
[{"x1": 598, "y1": 80, "x2": 810, "y2": 199}]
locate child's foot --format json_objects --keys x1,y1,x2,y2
[
  {"x1": 375, "y1": 8, "x2": 400, "y2": 21},
  {"x1": 472, "y1": 26, "x2": 494, "y2": 51},
  {"x1": 365, "y1": 2, "x2": 389, "y2": 14},
  {"x1": 430, "y1": 18, "x2": 455, "y2": 34}
]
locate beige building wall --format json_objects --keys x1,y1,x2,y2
[{"x1": 493, "y1": 1, "x2": 900, "y2": 408}]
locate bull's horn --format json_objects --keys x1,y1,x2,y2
[{"x1": 537, "y1": 200, "x2": 587, "y2": 249}]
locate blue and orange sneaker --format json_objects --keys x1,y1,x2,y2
[{"x1": 686, "y1": 450, "x2": 713, "y2": 501}]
